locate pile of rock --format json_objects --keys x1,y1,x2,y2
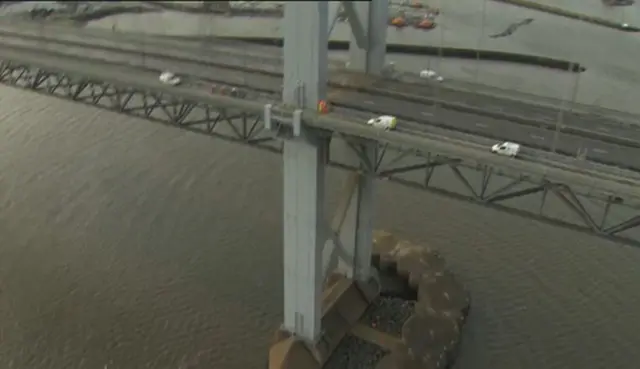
[{"x1": 371, "y1": 231, "x2": 471, "y2": 369}]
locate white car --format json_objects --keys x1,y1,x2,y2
[
  {"x1": 419, "y1": 69, "x2": 444, "y2": 82},
  {"x1": 420, "y1": 69, "x2": 437, "y2": 79},
  {"x1": 367, "y1": 115, "x2": 398, "y2": 130},
  {"x1": 159, "y1": 71, "x2": 181, "y2": 86},
  {"x1": 491, "y1": 141, "x2": 520, "y2": 157}
]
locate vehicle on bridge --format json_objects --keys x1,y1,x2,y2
[
  {"x1": 212, "y1": 84, "x2": 247, "y2": 98},
  {"x1": 420, "y1": 69, "x2": 444, "y2": 82},
  {"x1": 415, "y1": 16, "x2": 436, "y2": 30},
  {"x1": 367, "y1": 115, "x2": 398, "y2": 131},
  {"x1": 491, "y1": 141, "x2": 520, "y2": 157},
  {"x1": 159, "y1": 71, "x2": 181, "y2": 86},
  {"x1": 389, "y1": 15, "x2": 408, "y2": 28}
]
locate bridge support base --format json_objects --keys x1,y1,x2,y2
[
  {"x1": 269, "y1": 275, "x2": 379, "y2": 369},
  {"x1": 271, "y1": 134, "x2": 381, "y2": 369},
  {"x1": 273, "y1": 2, "x2": 384, "y2": 367}
]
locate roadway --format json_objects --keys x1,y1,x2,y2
[
  {"x1": 0, "y1": 33, "x2": 638, "y2": 171},
  {"x1": 1, "y1": 21, "x2": 637, "y2": 129},
  {"x1": 0, "y1": 23, "x2": 636, "y2": 134},
  {"x1": 77, "y1": 0, "x2": 640, "y2": 114},
  {"x1": 1, "y1": 43, "x2": 640, "y2": 203},
  {"x1": 0, "y1": 25, "x2": 639, "y2": 172}
]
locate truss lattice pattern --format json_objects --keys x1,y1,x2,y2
[{"x1": 1, "y1": 60, "x2": 639, "y2": 247}]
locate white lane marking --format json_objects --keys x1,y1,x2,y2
[
  {"x1": 475, "y1": 123, "x2": 488, "y2": 128},
  {"x1": 597, "y1": 127, "x2": 610, "y2": 132},
  {"x1": 364, "y1": 100, "x2": 374, "y2": 105},
  {"x1": 421, "y1": 111, "x2": 434, "y2": 116},
  {"x1": 531, "y1": 134, "x2": 545, "y2": 140},
  {"x1": 593, "y1": 148, "x2": 608, "y2": 154}
]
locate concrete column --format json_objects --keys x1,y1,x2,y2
[
  {"x1": 281, "y1": 2, "x2": 330, "y2": 343},
  {"x1": 282, "y1": 135, "x2": 326, "y2": 342},
  {"x1": 335, "y1": 140, "x2": 377, "y2": 281},
  {"x1": 282, "y1": 1, "x2": 329, "y2": 108},
  {"x1": 344, "y1": 0, "x2": 389, "y2": 74}
]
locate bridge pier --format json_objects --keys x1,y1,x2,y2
[
  {"x1": 342, "y1": 0, "x2": 389, "y2": 74},
  {"x1": 282, "y1": 132, "x2": 327, "y2": 343},
  {"x1": 280, "y1": 1, "x2": 330, "y2": 343},
  {"x1": 270, "y1": 2, "x2": 380, "y2": 368}
]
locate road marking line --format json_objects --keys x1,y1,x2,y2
[
  {"x1": 597, "y1": 127, "x2": 609, "y2": 132},
  {"x1": 531, "y1": 134, "x2": 545, "y2": 140},
  {"x1": 364, "y1": 100, "x2": 374, "y2": 105},
  {"x1": 475, "y1": 123, "x2": 488, "y2": 128},
  {"x1": 421, "y1": 111, "x2": 433, "y2": 116},
  {"x1": 593, "y1": 148, "x2": 608, "y2": 154},
  {"x1": 534, "y1": 115, "x2": 552, "y2": 121}
]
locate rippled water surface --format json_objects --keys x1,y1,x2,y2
[{"x1": 1, "y1": 84, "x2": 640, "y2": 369}]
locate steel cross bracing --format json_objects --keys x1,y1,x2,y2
[
  {"x1": 2, "y1": 60, "x2": 640, "y2": 247},
  {"x1": 0, "y1": 61, "x2": 275, "y2": 149}
]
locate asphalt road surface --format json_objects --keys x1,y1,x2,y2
[
  {"x1": 338, "y1": 91, "x2": 636, "y2": 169},
  {"x1": 2, "y1": 21, "x2": 635, "y2": 129}
]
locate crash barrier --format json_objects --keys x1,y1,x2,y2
[
  {"x1": 492, "y1": 0, "x2": 640, "y2": 32},
  {"x1": 9, "y1": 2, "x2": 281, "y2": 23},
  {"x1": 15, "y1": 6, "x2": 160, "y2": 23},
  {"x1": 71, "y1": 7, "x2": 159, "y2": 22},
  {"x1": 224, "y1": 37, "x2": 586, "y2": 73},
  {"x1": 144, "y1": 1, "x2": 283, "y2": 17}
]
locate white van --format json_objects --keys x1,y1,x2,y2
[
  {"x1": 159, "y1": 71, "x2": 181, "y2": 86},
  {"x1": 491, "y1": 141, "x2": 520, "y2": 157},
  {"x1": 367, "y1": 115, "x2": 398, "y2": 131}
]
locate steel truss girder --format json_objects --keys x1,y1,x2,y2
[
  {"x1": 1, "y1": 61, "x2": 640, "y2": 248},
  {"x1": 0, "y1": 61, "x2": 277, "y2": 150},
  {"x1": 322, "y1": 172, "x2": 369, "y2": 283},
  {"x1": 347, "y1": 139, "x2": 640, "y2": 247}
]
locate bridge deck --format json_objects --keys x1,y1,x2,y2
[{"x1": 1, "y1": 23, "x2": 639, "y2": 173}]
